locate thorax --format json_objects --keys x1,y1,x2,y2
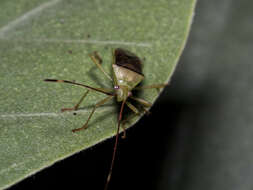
[{"x1": 112, "y1": 64, "x2": 144, "y2": 102}]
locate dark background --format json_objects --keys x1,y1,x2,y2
[{"x1": 11, "y1": 0, "x2": 253, "y2": 190}]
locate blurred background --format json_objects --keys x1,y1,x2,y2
[{"x1": 12, "y1": 0, "x2": 253, "y2": 190}]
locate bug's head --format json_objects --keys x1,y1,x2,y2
[{"x1": 114, "y1": 85, "x2": 130, "y2": 102}]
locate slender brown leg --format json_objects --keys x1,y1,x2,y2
[
  {"x1": 126, "y1": 101, "x2": 140, "y2": 114},
  {"x1": 121, "y1": 113, "x2": 138, "y2": 127},
  {"x1": 121, "y1": 113, "x2": 138, "y2": 139},
  {"x1": 44, "y1": 79, "x2": 113, "y2": 95},
  {"x1": 130, "y1": 96, "x2": 152, "y2": 107},
  {"x1": 121, "y1": 100, "x2": 151, "y2": 139},
  {"x1": 117, "y1": 98, "x2": 152, "y2": 139},
  {"x1": 104, "y1": 100, "x2": 126, "y2": 190},
  {"x1": 93, "y1": 51, "x2": 103, "y2": 64},
  {"x1": 133, "y1": 83, "x2": 168, "y2": 90},
  {"x1": 72, "y1": 95, "x2": 114, "y2": 132},
  {"x1": 130, "y1": 96, "x2": 152, "y2": 115},
  {"x1": 89, "y1": 52, "x2": 113, "y2": 81},
  {"x1": 141, "y1": 106, "x2": 151, "y2": 115},
  {"x1": 61, "y1": 90, "x2": 90, "y2": 112},
  {"x1": 116, "y1": 101, "x2": 140, "y2": 138}
]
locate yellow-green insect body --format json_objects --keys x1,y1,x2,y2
[
  {"x1": 112, "y1": 48, "x2": 144, "y2": 102},
  {"x1": 44, "y1": 48, "x2": 166, "y2": 190}
]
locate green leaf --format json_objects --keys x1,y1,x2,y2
[{"x1": 0, "y1": 0, "x2": 196, "y2": 188}]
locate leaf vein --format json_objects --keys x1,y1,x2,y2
[{"x1": 0, "y1": 0, "x2": 61, "y2": 38}]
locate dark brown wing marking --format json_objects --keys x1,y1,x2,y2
[{"x1": 114, "y1": 48, "x2": 143, "y2": 76}]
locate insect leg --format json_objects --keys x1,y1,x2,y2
[
  {"x1": 130, "y1": 96, "x2": 152, "y2": 107},
  {"x1": 119, "y1": 101, "x2": 141, "y2": 139},
  {"x1": 89, "y1": 52, "x2": 113, "y2": 81},
  {"x1": 122, "y1": 100, "x2": 151, "y2": 139},
  {"x1": 104, "y1": 100, "x2": 126, "y2": 190},
  {"x1": 126, "y1": 101, "x2": 140, "y2": 114},
  {"x1": 61, "y1": 90, "x2": 90, "y2": 112},
  {"x1": 133, "y1": 83, "x2": 168, "y2": 90},
  {"x1": 123, "y1": 99, "x2": 152, "y2": 135},
  {"x1": 44, "y1": 79, "x2": 113, "y2": 95},
  {"x1": 72, "y1": 95, "x2": 114, "y2": 132},
  {"x1": 121, "y1": 113, "x2": 138, "y2": 135},
  {"x1": 129, "y1": 96, "x2": 152, "y2": 115}
]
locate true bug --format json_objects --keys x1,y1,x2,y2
[{"x1": 44, "y1": 48, "x2": 167, "y2": 190}]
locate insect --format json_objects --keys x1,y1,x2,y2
[{"x1": 44, "y1": 48, "x2": 167, "y2": 190}]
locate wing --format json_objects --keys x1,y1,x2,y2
[{"x1": 114, "y1": 48, "x2": 143, "y2": 76}]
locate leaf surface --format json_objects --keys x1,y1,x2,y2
[{"x1": 0, "y1": 0, "x2": 196, "y2": 188}]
